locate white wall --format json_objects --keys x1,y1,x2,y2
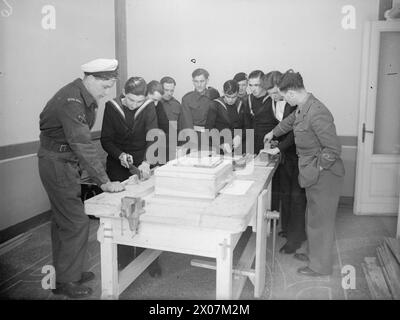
[
  {"x1": 0, "y1": 0, "x2": 115, "y2": 230},
  {"x1": 126, "y1": 0, "x2": 378, "y2": 136},
  {"x1": 0, "y1": 0, "x2": 116, "y2": 147}
]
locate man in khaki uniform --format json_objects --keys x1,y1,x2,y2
[
  {"x1": 38, "y1": 59, "x2": 125, "y2": 298},
  {"x1": 264, "y1": 70, "x2": 345, "y2": 276}
]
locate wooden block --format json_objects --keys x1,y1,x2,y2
[
  {"x1": 384, "y1": 237, "x2": 400, "y2": 265},
  {"x1": 361, "y1": 257, "x2": 392, "y2": 299},
  {"x1": 154, "y1": 157, "x2": 233, "y2": 199},
  {"x1": 377, "y1": 243, "x2": 400, "y2": 299},
  {"x1": 118, "y1": 249, "x2": 162, "y2": 295},
  {"x1": 232, "y1": 233, "x2": 256, "y2": 300}
]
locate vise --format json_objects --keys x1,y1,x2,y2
[{"x1": 120, "y1": 196, "x2": 146, "y2": 235}]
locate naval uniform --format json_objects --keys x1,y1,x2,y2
[
  {"x1": 205, "y1": 97, "x2": 251, "y2": 154},
  {"x1": 248, "y1": 93, "x2": 279, "y2": 154},
  {"x1": 154, "y1": 101, "x2": 170, "y2": 164},
  {"x1": 101, "y1": 96, "x2": 158, "y2": 180},
  {"x1": 181, "y1": 87, "x2": 220, "y2": 151},
  {"x1": 248, "y1": 93, "x2": 280, "y2": 211},
  {"x1": 273, "y1": 102, "x2": 307, "y2": 248},
  {"x1": 273, "y1": 93, "x2": 345, "y2": 274},
  {"x1": 100, "y1": 97, "x2": 159, "y2": 270},
  {"x1": 38, "y1": 78, "x2": 109, "y2": 283}
]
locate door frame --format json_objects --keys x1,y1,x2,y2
[{"x1": 354, "y1": 21, "x2": 400, "y2": 215}]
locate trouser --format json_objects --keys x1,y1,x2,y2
[
  {"x1": 271, "y1": 166, "x2": 281, "y2": 212},
  {"x1": 305, "y1": 169, "x2": 343, "y2": 275},
  {"x1": 38, "y1": 153, "x2": 89, "y2": 283},
  {"x1": 279, "y1": 156, "x2": 307, "y2": 245},
  {"x1": 106, "y1": 155, "x2": 160, "y2": 270}
]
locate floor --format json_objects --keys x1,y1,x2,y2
[{"x1": 0, "y1": 204, "x2": 397, "y2": 300}]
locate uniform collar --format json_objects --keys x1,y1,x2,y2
[
  {"x1": 297, "y1": 93, "x2": 314, "y2": 113},
  {"x1": 72, "y1": 78, "x2": 97, "y2": 108},
  {"x1": 162, "y1": 97, "x2": 178, "y2": 104}
]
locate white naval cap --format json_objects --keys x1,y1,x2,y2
[{"x1": 81, "y1": 58, "x2": 119, "y2": 79}]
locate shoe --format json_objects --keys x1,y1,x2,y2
[
  {"x1": 297, "y1": 266, "x2": 328, "y2": 277},
  {"x1": 56, "y1": 272, "x2": 95, "y2": 287},
  {"x1": 148, "y1": 262, "x2": 162, "y2": 278},
  {"x1": 52, "y1": 282, "x2": 93, "y2": 298},
  {"x1": 78, "y1": 271, "x2": 95, "y2": 284},
  {"x1": 278, "y1": 231, "x2": 287, "y2": 238},
  {"x1": 294, "y1": 253, "x2": 309, "y2": 262},
  {"x1": 279, "y1": 242, "x2": 300, "y2": 254}
]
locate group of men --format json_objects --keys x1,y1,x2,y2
[{"x1": 38, "y1": 58, "x2": 344, "y2": 299}]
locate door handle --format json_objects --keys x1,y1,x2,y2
[{"x1": 362, "y1": 123, "x2": 374, "y2": 143}]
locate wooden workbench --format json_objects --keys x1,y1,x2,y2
[{"x1": 85, "y1": 157, "x2": 278, "y2": 299}]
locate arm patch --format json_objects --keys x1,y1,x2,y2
[{"x1": 77, "y1": 113, "x2": 87, "y2": 124}]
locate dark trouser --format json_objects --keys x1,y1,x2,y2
[
  {"x1": 38, "y1": 152, "x2": 89, "y2": 283},
  {"x1": 305, "y1": 169, "x2": 343, "y2": 275},
  {"x1": 106, "y1": 155, "x2": 160, "y2": 271},
  {"x1": 271, "y1": 166, "x2": 281, "y2": 212},
  {"x1": 279, "y1": 156, "x2": 307, "y2": 245}
]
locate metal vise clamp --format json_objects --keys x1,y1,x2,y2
[{"x1": 120, "y1": 196, "x2": 146, "y2": 235}]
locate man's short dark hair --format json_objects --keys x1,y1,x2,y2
[
  {"x1": 223, "y1": 80, "x2": 239, "y2": 95},
  {"x1": 248, "y1": 70, "x2": 264, "y2": 80},
  {"x1": 262, "y1": 71, "x2": 283, "y2": 90},
  {"x1": 278, "y1": 69, "x2": 305, "y2": 92},
  {"x1": 125, "y1": 77, "x2": 147, "y2": 96},
  {"x1": 233, "y1": 72, "x2": 247, "y2": 83},
  {"x1": 160, "y1": 76, "x2": 176, "y2": 86},
  {"x1": 147, "y1": 80, "x2": 164, "y2": 95},
  {"x1": 192, "y1": 68, "x2": 209, "y2": 79}
]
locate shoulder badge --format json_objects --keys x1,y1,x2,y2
[{"x1": 67, "y1": 98, "x2": 82, "y2": 104}]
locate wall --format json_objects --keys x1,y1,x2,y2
[
  {"x1": 126, "y1": 0, "x2": 379, "y2": 198},
  {"x1": 0, "y1": 0, "x2": 115, "y2": 231},
  {"x1": 126, "y1": 0, "x2": 378, "y2": 136}
]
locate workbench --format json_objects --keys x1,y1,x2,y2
[{"x1": 84, "y1": 157, "x2": 278, "y2": 299}]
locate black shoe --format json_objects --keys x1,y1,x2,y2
[
  {"x1": 294, "y1": 253, "x2": 309, "y2": 262},
  {"x1": 52, "y1": 282, "x2": 93, "y2": 299},
  {"x1": 278, "y1": 231, "x2": 287, "y2": 238},
  {"x1": 148, "y1": 262, "x2": 162, "y2": 278},
  {"x1": 78, "y1": 271, "x2": 95, "y2": 284},
  {"x1": 297, "y1": 266, "x2": 329, "y2": 277},
  {"x1": 279, "y1": 242, "x2": 300, "y2": 254}
]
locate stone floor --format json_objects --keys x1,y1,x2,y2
[{"x1": 0, "y1": 205, "x2": 397, "y2": 300}]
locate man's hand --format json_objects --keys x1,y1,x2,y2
[
  {"x1": 138, "y1": 161, "x2": 151, "y2": 180},
  {"x1": 270, "y1": 140, "x2": 279, "y2": 148},
  {"x1": 264, "y1": 147, "x2": 280, "y2": 155},
  {"x1": 119, "y1": 152, "x2": 133, "y2": 169},
  {"x1": 100, "y1": 181, "x2": 125, "y2": 193},
  {"x1": 221, "y1": 143, "x2": 232, "y2": 154},
  {"x1": 263, "y1": 131, "x2": 274, "y2": 144},
  {"x1": 233, "y1": 135, "x2": 241, "y2": 149}
]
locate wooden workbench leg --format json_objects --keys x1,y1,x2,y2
[
  {"x1": 98, "y1": 221, "x2": 119, "y2": 299},
  {"x1": 216, "y1": 237, "x2": 233, "y2": 300},
  {"x1": 254, "y1": 188, "x2": 270, "y2": 298}
]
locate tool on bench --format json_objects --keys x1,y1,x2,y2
[{"x1": 120, "y1": 196, "x2": 146, "y2": 236}]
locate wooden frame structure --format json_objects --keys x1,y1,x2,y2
[{"x1": 85, "y1": 159, "x2": 277, "y2": 299}]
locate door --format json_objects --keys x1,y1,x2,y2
[{"x1": 354, "y1": 21, "x2": 400, "y2": 215}]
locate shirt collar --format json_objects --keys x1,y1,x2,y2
[{"x1": 72, "y1": 78, "x2": 97, "y2": 108}]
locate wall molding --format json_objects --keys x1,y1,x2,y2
[{"x1": 0, "y1": 133, "x2": 357, "y2": 161}]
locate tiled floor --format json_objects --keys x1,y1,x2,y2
[{"x1": 0, "y1": 205, "x2": 397, "y2": 300}]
